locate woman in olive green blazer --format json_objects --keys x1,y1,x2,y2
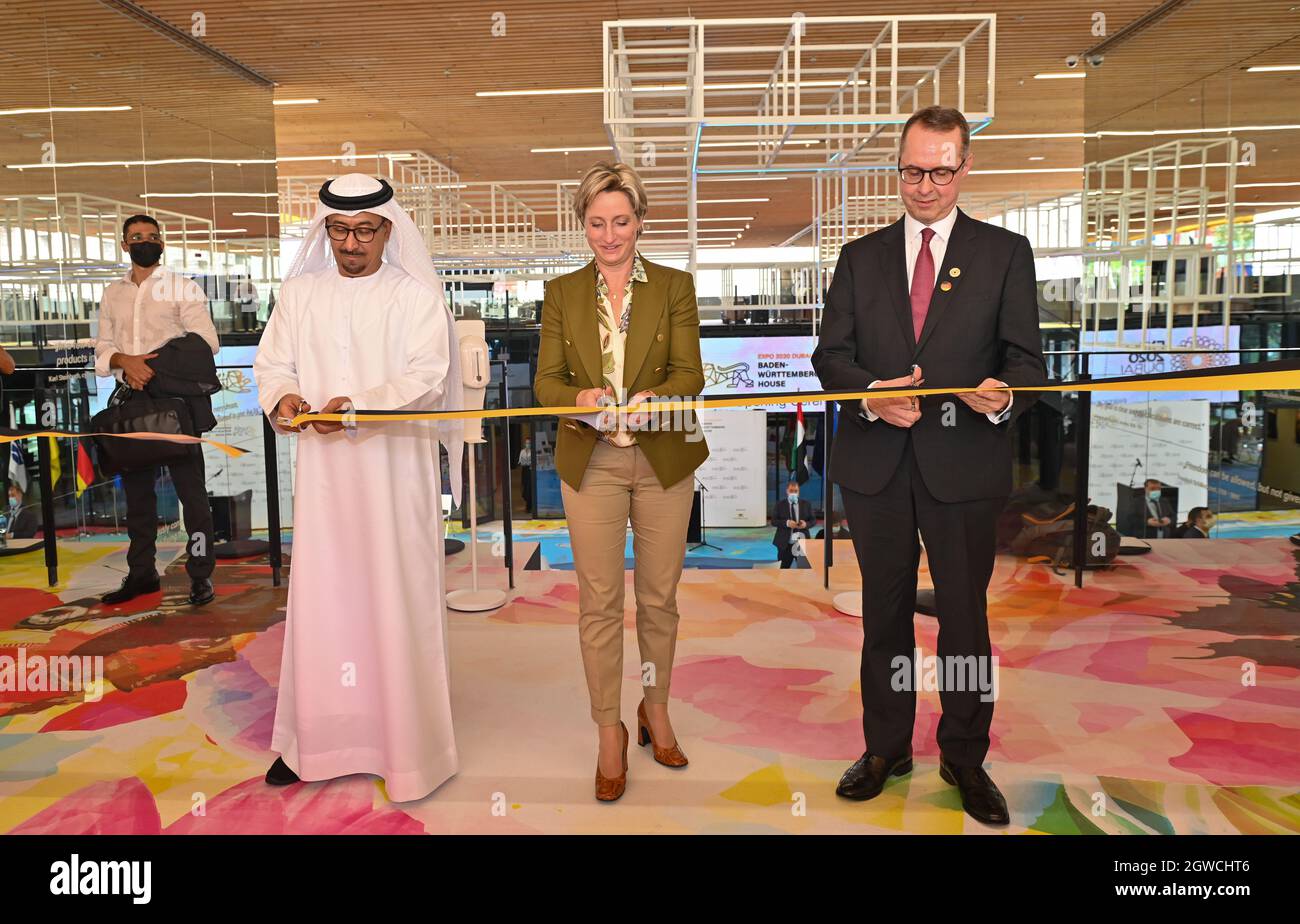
[{"x1": 534, "y1": 162, "x2": 709, "y2": 802}]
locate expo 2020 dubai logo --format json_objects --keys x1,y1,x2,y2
[{"x1": 1169, "y1": 334, "x2": 1233, "y2": 372}]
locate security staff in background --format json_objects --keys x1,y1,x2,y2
[
  {"x1": 1142, "y1": 478, "x2": 1176, "y2": 538},
  {"x1": 771, "y1": 479, "x2": 815, "y2": 568},
  {"x1": 93, "y1": 215, "x2": 220, "y2": 607},
  {"x1": 1174, "y1": 506, "x2": 1215, "y2": 539}
]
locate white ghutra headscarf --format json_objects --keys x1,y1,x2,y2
[{"x1": 284, "y1": 173, "x2": 465, "y2": 500}]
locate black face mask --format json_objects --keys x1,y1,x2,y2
[{"x1": 128, "y1": 241, "x2": 163, "y2": 267}]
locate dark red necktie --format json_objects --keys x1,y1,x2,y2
[{"x1": 911, "y1": 226, "x2": 936, "y2": 341}]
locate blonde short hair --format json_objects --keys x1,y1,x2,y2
[{"x1": 573, "y1": 161, "x2": 648, "y2": 223}]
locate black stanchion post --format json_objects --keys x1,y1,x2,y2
[
  {"x1": 35, "y1": 397, "x2": 58, "y2": 587},
  {"x1": 498, "y1": 361, "x2": 514, "y2": 589},
  {"x1": 823, "y1": 400, "x2": 833, "y2": 590},
  {"x1": 1072, "y1": 352, "x2": 1092, "y2": 589},
  {"x1": 261, "y1": 416, "x2": 283, "y2": 587},
  {"x1": 0, "y1": 379, "x2": 10, "y2": 517}
]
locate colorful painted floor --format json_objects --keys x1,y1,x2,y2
[
  {"x1": 452, "y1": 522, "x2": 789, "y2": 570},
  {"x1": 1, "y1": 535, "x2": 1298, "y2": 834}
]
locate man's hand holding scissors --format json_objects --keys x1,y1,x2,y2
[{"x1": 861, "y1": 364, "x2": 924, "y2": 428}]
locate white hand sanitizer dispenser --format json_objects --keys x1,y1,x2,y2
[
  {"x1": 458, "y1": 319, "x2": 489, "y2": 445},
  {"x1": 447, "y1": 318, "x2": 507, "y2": 612}
]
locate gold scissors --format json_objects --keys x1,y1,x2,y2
[{"x1": 909, "y1": 364, "x2": 919, "y2": 412}]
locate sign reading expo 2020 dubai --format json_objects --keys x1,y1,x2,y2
[{"x1": 700, "y1": 336, "x2": 818, "y2": 413}]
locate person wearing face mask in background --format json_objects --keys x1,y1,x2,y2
[
  {"x1": 4, "y1": 482, "x2": 38, "y2": 540},
  {"x1": 93, "y1": 214, "x2": 220, "y2": 607},
  {"x1": 1174, "y1": 506, "x2": 1215, "y2": 539},
  {"x1": 1141, "y1": 478, "x2": 1175, "y2": 539},
  {"x1": 772, "y1": 480, "x2": 816, "y2": 568}
]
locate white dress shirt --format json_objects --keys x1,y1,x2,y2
[
  {"x1": 860, "y1": 207, "x2": 1012, "y2": 425},
  {"x1": 94, "y1": 264, "x2": 219, "y2": 378}
]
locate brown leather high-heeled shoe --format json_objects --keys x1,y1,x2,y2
[
  {"x1": 595, "y1": 721, "x2": 629, "y2": 802},
  {"x1": 638, "y1": 700, "x2": 688, "y2": 768}
]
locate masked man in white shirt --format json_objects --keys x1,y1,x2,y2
[
  {"x1": 253, "y1": 174, "x2": 464, "y2": 801},
  {"x1": 94, "y1": 214, "x2": 220, "y2": 607}
]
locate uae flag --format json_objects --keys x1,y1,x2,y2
[
  {"x1": 789, "y1": 403, "x2": 810, "y2": 484},
  {"x1": 7, "y1": 443, "x2": 27, "y2": 494}
]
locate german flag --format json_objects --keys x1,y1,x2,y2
[{"x1": 75, "y1": 441, "x2": 95, "y2": 498}]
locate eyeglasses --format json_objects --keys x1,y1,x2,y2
[
  {"x1": 325, "y1": 221, "x2": 387, "y2": 242},
  {"x1": 898, "y1": 158, "x2": 966, "y2": 186}
]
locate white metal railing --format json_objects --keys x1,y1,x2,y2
[
  {"x1": 603, "y1": 13, "x2": 995, "y2": 271},
  {"x1": 0, "y1": 193, "x2": 278, "y2": 335},
  {"x1": 279, "y1": 153, "x2": 590, "y2": 260},
  {"x1": 1080, "y1": 137, "x2": 1290, "y2": 349},
  {"x1": 604, "y1": 13, "x2": 995, "y2": 176}
]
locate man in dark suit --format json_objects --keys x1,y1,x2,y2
[
  {"x1": 1174, "y1": 506, "x2": 1213, "y2": 538},
  {"x1": 1141, "y1": 478, "x2": 1176, "y2": 538},
  {"x1": 5, "y1": 482, "x2": 39, "y2": 540},
  {"x1": 771, "y1": 480, "x2": 815, "y2": 568},
  {"x1": 811, "y1": 105, "x2": 1047, "y2": 826}
]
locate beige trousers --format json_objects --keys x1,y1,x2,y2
[{"x1": 561, "y1": 440, "x2": 696, "y2": 726}]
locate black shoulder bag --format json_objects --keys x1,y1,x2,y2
[{"x1": 90, "y1": 383, "x2": 197, "y2": 475}]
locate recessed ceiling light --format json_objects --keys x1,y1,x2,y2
[
  {"x1": 1246, "y1": 64, "x2": 1300, "y2": 72},
  {"x1": 530, "y1": 145, "x2": 611, "y2": 154},
  {"x1": 644, "y1": 217, "x2": 754, "y2": 223},
  {"x1": 273, "y1": 98, "x2": 320, "y2": 106},
  {"x1": 138, "y1": 192, "x2": 277, "y2": 198},
  {"x1": 477, "y1": 87, "x2": 601, "y2": 97},
  {"x1": 0, "y1": 104, "x2": 132, "y2": 116},
  {"x1": 6, "y1": 156, "x2": 274, "y2": 169}
]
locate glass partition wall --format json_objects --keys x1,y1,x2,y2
[
  {"x1": 1, "y1": 0, "x2": 286, "y2": 571},
  {"x1": 1079, "y1": 0, "x2": 1300, "y2": 552}
]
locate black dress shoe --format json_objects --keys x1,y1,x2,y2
[
  {"x1": 265, "y1": 756, "x2": 300, "y2": 786},
  {"x1": 188, "y1": 577, "x2": 215, "y2": 606},
  {"x1": 939, "y1": 756, "x2": 1010, "y2": 826},
  {"x1": 101, "y1": 575, "x2": 161, "y2": 605},
  {"x1": 835, "y1": 751, "x2": 913, "y2": 801}
]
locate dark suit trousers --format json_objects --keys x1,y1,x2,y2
[
  {"x1": 121, "y1": 447, "x2": 214, "y2": 582},
  {"x1": 840, "y1": 437, "x2": 1005, "y2": 767}
]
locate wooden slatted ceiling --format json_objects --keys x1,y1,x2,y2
[
  {"x1": 2, "y1": 1, "x2": 1298, "y2": 244},
  {"x1": 1, "y1": 0, "x2": 277, "y2": 235}
]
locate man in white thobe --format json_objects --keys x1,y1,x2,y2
[{"x1": 253, "y1": 173, "x2": 464, "y2": 802}]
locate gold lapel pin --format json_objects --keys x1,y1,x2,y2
[
  {"x1": 939, "y1": 280, "x2": 953, "y2": 292},
  {"x1": 949, "y1": 267, "x2": 961, "y2": 278}
]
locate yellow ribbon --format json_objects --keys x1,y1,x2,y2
[
  {"x1": 0, "y1": 429, "x2": 248, "y2": 457},
  {"x1": 286, "y1": 365, "x2": 1300, "y2": 427},
  {"x1": 3, "y1": 365, "x2": 1296, "y2": 445}
]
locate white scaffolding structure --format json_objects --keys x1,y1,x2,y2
[
  {"x1": 1082, "y1": 138, "x2": 1291, "y2": 350},
  {"x1": 703, "y1": 258, "x2": 819, "y2": 324},
  {"x1": 799, "y1": 136, "x2": 1295, "y2": 342},
  {"x1": 603, "y1": 13, "x2": 996, "y2": 272},
  {"x1": 797, "y1": 177, "x2": 1085, "y2": 332},
  {"x1": 961, "y1": 191, "x2": 1084, "y2": 257},
  {"x1": 0, "y1": 194, "x2": 276, "y2": 337},
  {"x1": 280, "y1": 153, "x2": 589, "y2": 262}
]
